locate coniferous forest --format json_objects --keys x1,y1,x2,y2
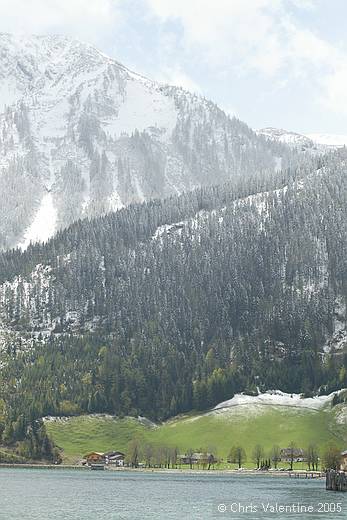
[{"x1": 0, "y1": 148, "x2": 346, "y2": 455}]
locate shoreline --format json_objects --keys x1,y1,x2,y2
[{"x1": 0, "y1": 464, "x2": 326, "y2": 478}]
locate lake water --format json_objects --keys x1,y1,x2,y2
[{"x1": 0, "y1": 468, "x2": 346, "y2": 519}]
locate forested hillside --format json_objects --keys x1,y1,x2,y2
[{"x1": 0, "y1": 149, "x2": 346, "y2": 452}]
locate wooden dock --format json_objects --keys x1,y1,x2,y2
[
  {"x1": 326, "y1": 470, "x2": 347, "y2": 491},
  {"x1": 90, "y1": 464, "x2": 105, "y2": 471},
  {"x1": 289, "y1": 471, "x2": 325, "y2": 479}
]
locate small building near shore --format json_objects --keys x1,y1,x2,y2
[
  {"x1": 179, "y1": 452, "x2": 217, "y2": 466},
  {"x1": 105, "y1": 451, "x2": 125, "y2": 466},
  {"x1": 84, "y1": 452, "x2": 106, "y2": 465},
  {"x1": 280, "y1": 448, "x2": 306, "y2": 463},
  {"x1": 340, "y1": 450, "x2": 347, "y2": 471}
]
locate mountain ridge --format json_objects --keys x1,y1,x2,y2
[
  {"x1": 0, "y1": 33, "x2": 346, "y2": 459},
  {"x1": 0, "y1": 33, "x2": 295, "y2": 251},
  {"x1": 258, "y1": 127, "x2": 347, "y2": 150}
]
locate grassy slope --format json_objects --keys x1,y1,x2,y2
[
  {"x1": 46, "y1": 403, "x2": 347, "y2": 464},
  {"x1": 46, "y1": 416, "x2": 147, "y2": 460}
]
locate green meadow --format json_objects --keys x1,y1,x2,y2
[{"x1": 46, "y1": 401, "x2": 347, "y2": 465}]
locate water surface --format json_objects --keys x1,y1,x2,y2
[{"x1": 0, "y1": 468, "x2": 346, "y2": 519}]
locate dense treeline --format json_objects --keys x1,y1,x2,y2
[
  {"x1": 0, "y1": 160, "x2": 309, "y2": 281},
  {"x1": 0, "y1": 150, "x2": 346, "y2": 449}
]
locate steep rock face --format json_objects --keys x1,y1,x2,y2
[{"x1": 0, "y1": 33, "x2": 291, "y2": 251}]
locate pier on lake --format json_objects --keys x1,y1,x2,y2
[
  {"x1": 289, "y1": 471, "x2": 325, "y2": 479},
  {"x1": 326, "y1": 470, "x2": 347, "y2": 492}
]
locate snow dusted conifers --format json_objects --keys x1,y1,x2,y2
[
  {"x1": 0, "y1": 149, "x2": 345, "y2": 419},
  {"x1": 18, "y1": 192, "x2": 57, "y2": 250},
  {"x1": 0, "y1": 33, "x2": 299, "y2": 251}
]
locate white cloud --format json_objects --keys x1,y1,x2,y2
[
  {"x1": 146, "y1": 0, "x2": 288, "y2": 76},
  {"x1": 156, "y1": 66, "x2": 202, "y2": 93},
  {"x1": 145, "y1": 0, "x2": 347, "y2": 114},
  {"x1": 321, "y1": 64, "x2": 347, "y2": 115},
  {"x1": 0, "y1": 0, "x2": 120, "y2": 43},
  {"x1": 0, "y1": 0, "x2": 346, "y2": 118},
  {"x1": 220, "y1": 104, "x2": 237, "y2": 118}
]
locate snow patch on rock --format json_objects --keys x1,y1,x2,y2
[
  {"x1": 19, "y1": 193, "x2": 57, "y2": 250},
  {"x1": 106, "y1": 78, "x2": 177, "y2": 140}
]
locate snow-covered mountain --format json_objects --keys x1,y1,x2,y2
[
  {"x1": 306, "y1": 133, "x2": 347, "y2": 148},
  {"x1": 0, "y1": 33, "x2": 292, "y2": 251},
  {"x1": 258, "y1": 127, "x2": 347, "y2": 151},
  {"x1": 257, "y1": 127, "x2": 315, "y2": 149}
]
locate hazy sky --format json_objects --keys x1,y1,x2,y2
[{"x1": 1, "y1": 0, "x2": 347, "y2": 134}]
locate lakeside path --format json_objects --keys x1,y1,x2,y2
[{"x1": 0, "y1": 464, "x2": 326, "y2": 478}]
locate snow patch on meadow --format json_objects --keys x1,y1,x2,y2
[{"x1": 213, "y1": 390, "x2": 336, "y2": 412}]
